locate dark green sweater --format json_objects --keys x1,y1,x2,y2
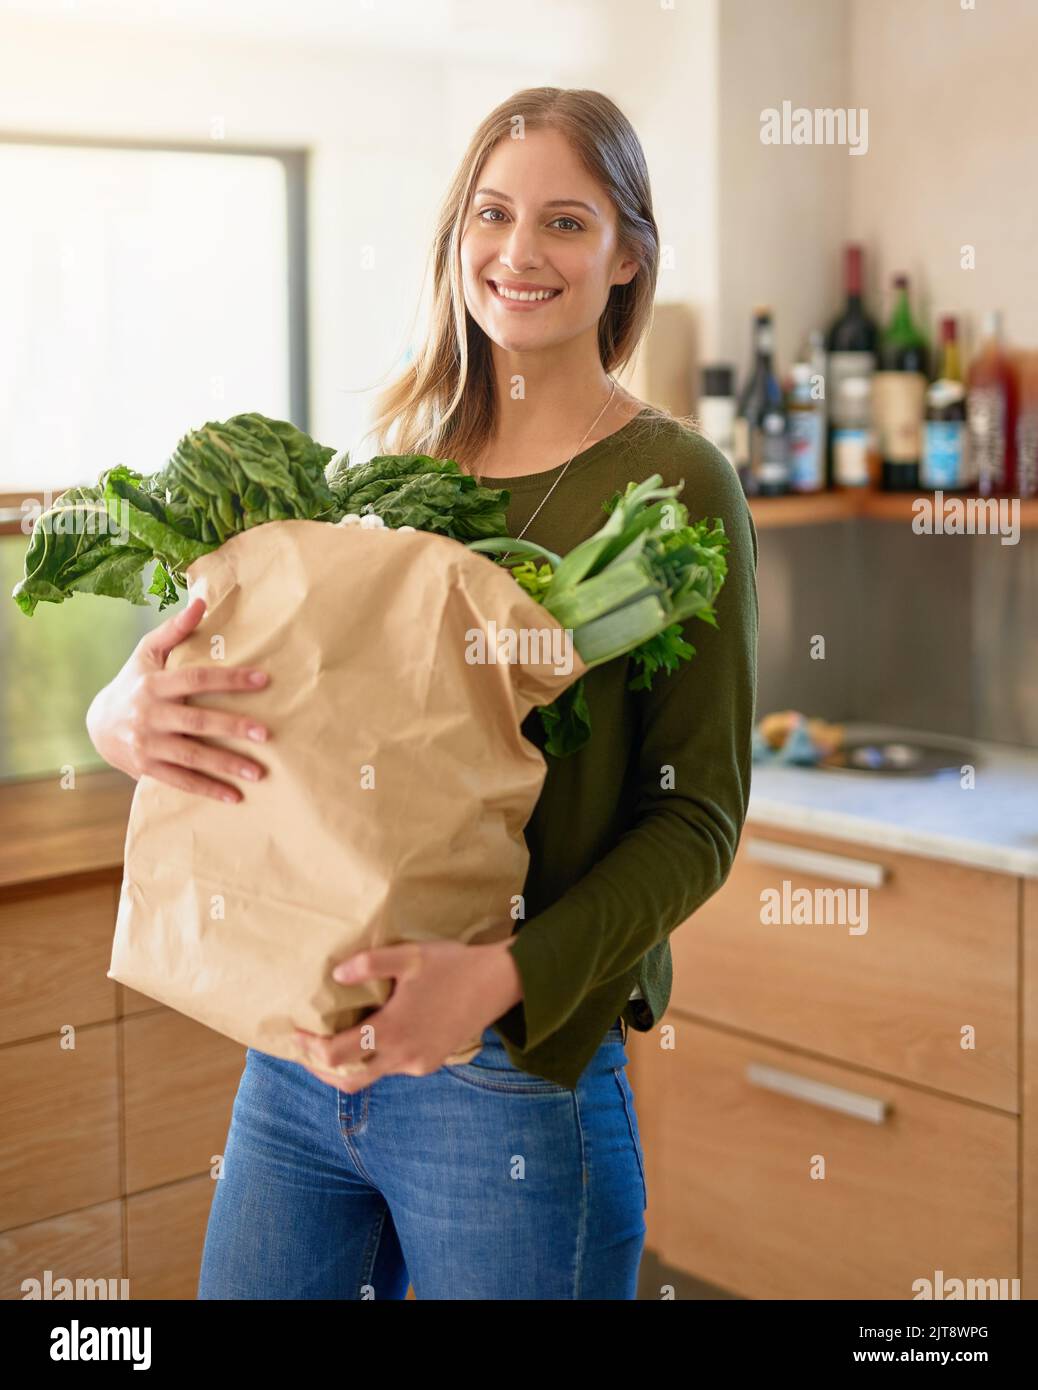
[{"x1": 490, "y1": 409, "x2": 759, "y2": 1088}]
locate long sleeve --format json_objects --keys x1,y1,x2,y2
[{"x1": 494, "y1": 445, "x2": 759, "y2": 1056}]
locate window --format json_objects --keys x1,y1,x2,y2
[
  {"x1": 0, "y1": 138, "x2": 307, "y2": 781},
  {"x1": 0, "y1": 138, "x2": 306, "y2": 498}
]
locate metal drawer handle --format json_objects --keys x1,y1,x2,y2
[
  {"x1": 746, "y1": 1062, "x2": 890, "y2": 1124},
  {"x1": 745, "y1": 837, "x2": 887, "y2": 887}
]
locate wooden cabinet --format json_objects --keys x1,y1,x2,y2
[
  {"x1": 122, "y1": 1012, "x2": 244, "y2": 1194},
  {"x1": 629, "y1": 822, "x2": 1034, "y2": 1300},
  {"x1": 0, "y1": 872, "x2": 243, "y2": 1295},
  {"x1": 669, "y1": 826, "x2": 1017, "y2": 1109},
  {"x1": 126, "y1": 1177, "x2": 220, "y2": 1299},
  {"x1": 0, "y1": 880, "x2": 120, "y2": 1046},
  {"x1": 0, "y1": 789, "x2": 242, "y2": 1301},
  {"x1": 0, "y1": 1201, "x2": 123, "y2": 1301},
  {"x1": 0, "y1": 1024, "x2": 121, "y2": 1230},
  {"x1": 639, "y1": 1021, "x2": 1017, "y2": 1300}
]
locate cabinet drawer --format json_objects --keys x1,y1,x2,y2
[
  {"x1": 126, "y1": 1175, "x2": 215, "y2": 1299},
  {"x1": 0, "y1": 1200, "x2": 122, "y2": 1300},
  {"x1": 671, "y1": 826, "x2": 1017, "y2": 1109},
  {"x1": 0, "y1": 1027, "x2": 120, "y2": 1229},
  {"x1": 653, "y1": 1019, "x2": 1017, "y2": 1300},
  {"x1": 123, "y1": 1011, "x2": 245, "y2": 1194},
  {"x1": 0, "y1": 881, "x2": 119, "y2": 1045}
]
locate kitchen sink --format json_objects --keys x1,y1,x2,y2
[{"x1": 818, "y1": 738, "x2": 980, "y2": 776}]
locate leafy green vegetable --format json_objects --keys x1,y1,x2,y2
[
  {"x1": 626, "y1": 622, "x2": 696, "y2": 691},
  {"x1": 537, "y1": 680, "x2": 592, "y2": 758},
  {"x1": 13, "y1": 414, "x2": 339, "y2": 616},
  {"x1": 328, "y1": 453, "x2": 509, "y2": 540},
  {"x1": 469, "y1": 474, "x2": 729, "y2": 756},
  {"x1": 12, "y1": 417, "x2": 509, "y2": 615}
]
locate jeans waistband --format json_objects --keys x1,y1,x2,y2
[{"x1": 482, "y1": 1018, "x2": 625, "y2": 1046}]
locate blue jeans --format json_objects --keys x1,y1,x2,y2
[{"x1": 197, "y1": 1019, "x2": 647, "y2": 1299}]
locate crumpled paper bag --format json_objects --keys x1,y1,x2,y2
[{"x1": 108, "y1": 519, "x2": 586, "y2": 1077}]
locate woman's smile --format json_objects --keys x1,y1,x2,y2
[{"x1": 486, "y1": 277, "x2": 564, "y2": 309}]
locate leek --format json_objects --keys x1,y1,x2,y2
[{"x1": 468, "y1": 473, "x2": 730, "y2": 756}]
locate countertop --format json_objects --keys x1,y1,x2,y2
[
  {"x1": 0, "y1": 767, "x2": 135, "y2": 891},
  {"x1": 1, "y1": 722, "x2": 1035, "y2": 890},
  {"x1": 749, "y1": 722, "x2": 1038, "y2": 878}
]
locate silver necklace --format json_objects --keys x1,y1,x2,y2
[
  {"x1": 516, "y1": 380, "x2": 616, "y2": 542},
  {"x1": 505, "y1": 379, "x2": 618, "y2": 542}
]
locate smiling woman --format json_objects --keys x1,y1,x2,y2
[
  {"x1": 362, "y1": 89, "x2": 675, "y2": 474},
  {"x1": 197, "y1": 86, "x2": 758, "y2": 1303}
]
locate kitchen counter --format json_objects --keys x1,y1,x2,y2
[
  {"x1": 3, "y1": 723, "x2": 1036, "y2": 891},
  {"x1": 0, "y1": 767, "x2": 135, "y2": 890},
  {"x1": 749, "y1": 722, "x2": 1038, "y2": 878}
]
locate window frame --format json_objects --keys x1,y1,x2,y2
[{"x1": 0, "y1": 133, "x2": 309, "y2": 537}]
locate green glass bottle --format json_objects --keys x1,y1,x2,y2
[{"x1": 873, "y1": 274, "x2": 930, "y2": 490}]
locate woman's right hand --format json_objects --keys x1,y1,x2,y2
[{"x1": 85, "y1": 595, "x2": 271, "y2": 804}]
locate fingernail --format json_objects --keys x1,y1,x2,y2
[
  {"x1": 249, "y1": 671, "x2": 268, "y2": 685},
  {"x1": 222, "y1": 792, "x2": 238, "y2": 804},
  {"x1": 240, "y1": 765, "x2": 259, "y2": 781},
  {"x1": 247, "y1": 725, "x2": 267, "y2": 742}
]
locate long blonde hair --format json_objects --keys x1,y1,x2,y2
[{"x1": 365, "y1": 87, "x2": 694, "y2": 471}]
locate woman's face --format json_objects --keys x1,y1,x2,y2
[{"x1": 460, "y1": 127, "x2": 638, "y2": 355}]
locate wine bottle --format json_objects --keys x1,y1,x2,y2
[
  {"x1": 825, "y1": 245, "x2": 878, "y2": 489},
  {"x1": 873, "y1": 274, "x2": 929, "y2": 491},
  {"x1": 967, "y1": 310, "x2": 1019, "y2": 497},
  {"x1": 921, "y1": 316, "x2": 969, "y2": 492},
  {"x1": 786, "y1": 362, "x2": 825, "y2": 492},
  {"x1": 698, "y1": 365, "x2": 737, "y2": 470},
  {"x1": 1016, "y1": 351, "x2": 1038, "y2": 499},
  {"x1": 734, "y1": 308, "x2": 788, "y2": 496}
]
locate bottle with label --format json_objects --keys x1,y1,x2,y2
[
  {"x1": 921, "y1": 316, "x2": 969, "y2": 491},
  {"x1": 734, "y1": 307, "x2": 788, "y2": 496},
  {"x1": 825, "y1": 244, "x2": 878, "y2": 488},
  {"x1": 873, "y1": 273, "x2": 929, "y2": 491},
  {"x1": 698, "y1": 365, "x2": 737, "y2": 469},
  {"x1": 1015, "y1": 350, "x2": 1038, "y2": 499},
  {"x1": 786, "y1": 362, "x2": 825, "y2": 492},
  {"x1": 967, "y1": 310, "x2": 1019, "y2": 496},
  {"x1": 807, "y1": 326, "x2": 828, "y2": 448}
]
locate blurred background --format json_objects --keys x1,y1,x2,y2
[{"x1": 0, "y1": 0, "x2": 1035, "y2": 1302}]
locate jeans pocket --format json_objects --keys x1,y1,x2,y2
[
  {"x1": 612, "y1": 1066, "x2": 648, "y2": 1211},
  {"x1": 443, "y1": 1059, "x2": 572, "y2": 1094}
]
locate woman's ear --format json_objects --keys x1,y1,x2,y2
[{"x1": 612, "y1": 255, "x2": 640, "y2": 289}]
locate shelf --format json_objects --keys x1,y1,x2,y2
[
  {"x1": 749, "y1": 490, "x2": 1038, "y2": 530},
  {"x1": 748, "y1": 492, "x2": 862, "y2": 527}
]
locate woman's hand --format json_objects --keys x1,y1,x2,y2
[
  {"x1": 85, "y1": 595, "x2": 271, "y2": 804},
  {"x1": 293, "y1": 937, "x2": 525, "y2": 1092}
]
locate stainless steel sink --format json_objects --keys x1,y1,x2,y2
[{"x1": 818, "y1": 738, "x2": 979, "y2": 776}]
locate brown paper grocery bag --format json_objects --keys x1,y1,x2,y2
[{"x1": 108, "y1": 520, "x2": 586, "y2": 1078}]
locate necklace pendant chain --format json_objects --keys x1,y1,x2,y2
[{"x1": 514, "y1": 379, "x2": 618, "y2": 542}]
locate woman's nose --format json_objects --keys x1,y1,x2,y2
[{"x1": 498, "y1": 223, "x2": 544, "y2": 272}]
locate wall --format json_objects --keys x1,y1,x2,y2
[
  {"x1": 717, "y1": 0, "x2": 851, "y2": 374},
  {"x1": 848, "y1": 0, "x2": 1038, "y2": 353}
]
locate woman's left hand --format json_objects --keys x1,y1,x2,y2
[{"x1": 292, "y1": 937, "x2": 524, "y2": 1092}]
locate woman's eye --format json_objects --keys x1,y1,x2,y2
[{"x1": 476, "y1": 208, "x2": 582, "y2": 232}]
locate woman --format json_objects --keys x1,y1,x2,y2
[{"x1": 87, "y1": 87, "x2": 758, "y2": 1299}]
